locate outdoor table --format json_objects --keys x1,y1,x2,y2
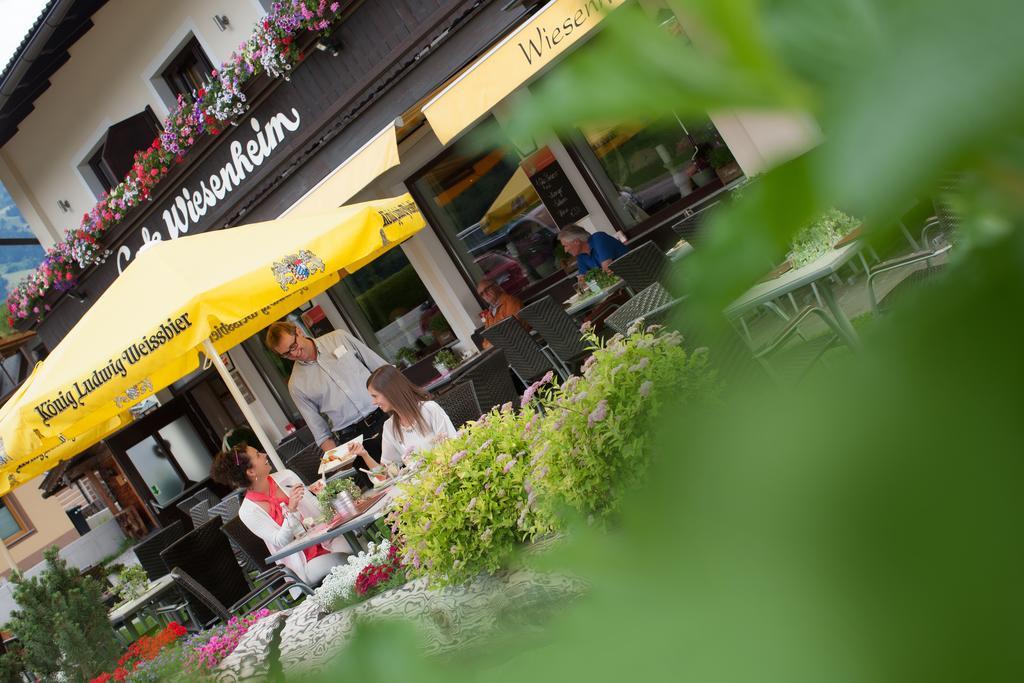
[
  {"x1": 107, "y1": 573, "x2": 178, "y2": 641},
  {"x1": 421, "y1": 349, "x2": 491, "y2": 393},
  {"x1": 667, "y1": 240, "x2": 694, "y2": 262},
  {"x1": 564, "y1": 280, "x2": 626, "y2": 317},
  {"x1": 725, "y1": 240, "x2": 864, "y2": 349},
  {"x1": 265, "y1": 487, "x2": 398, "y2": 563}
]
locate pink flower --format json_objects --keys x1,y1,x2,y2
[
  {"x1": 502, "y1": 458, "x2": 517, "y2": 474},
  {"x1": 587, "y1": 400, "x2": 608, "y2": 427}
]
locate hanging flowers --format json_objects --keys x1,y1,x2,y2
[{"x1": 6, "y1": 0, "x2": 350, "y2": 323}]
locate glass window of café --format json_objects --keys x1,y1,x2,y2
[
  {"x1": 569, "y1": 116, "x2": 743, "y2": 235},
  {"x1": 328, "y1": 247, "x2": 454, "y2": 366},
  {"x1": 408, "y1": 116, "x2": 568, "y2": 302}
]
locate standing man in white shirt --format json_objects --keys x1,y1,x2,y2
[{"x1": 265, "y1": 321, "x2": 388, "y2": 487}]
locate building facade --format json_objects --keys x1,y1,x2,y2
[{"x1": 0, "y1": 0, "x2": 818, "y2": 532}]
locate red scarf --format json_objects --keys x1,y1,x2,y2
[{"x1": 245, "y1": 477, "x2": 329, "y2": 562}]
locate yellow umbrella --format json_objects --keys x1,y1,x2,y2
[
  {"x1": 0, "y1": 194, "x2": 425, "y2": 482},
  {"x1": 479, "y1": 167, "x2": 540, "y2": 234}
]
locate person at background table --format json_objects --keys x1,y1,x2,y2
[
  {"x1": 348, "y1": 365, "x2": 457, "y2": 471},
  {"x1": 266, "y1": 321, "x2": 386, "y2": 488},
  {"x1": 477, "y1": 277, "x2": 523, "y2": 349},
  {"x1": 558, "y1": 224, "x2": 628, "y2": 285},
  {"x1": 211, "y1": 444, "x2": 349, "y2": 586}
]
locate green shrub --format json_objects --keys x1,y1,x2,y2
[
  {"x1": 6, "y1": 546, "x2": 121, "y2": 682},
  {"x1": 394, "y1": 403, "x2": 556, "y2": 586},
  {"x1": 534, "y1": 324, "x2": 720, "y2": 520}
]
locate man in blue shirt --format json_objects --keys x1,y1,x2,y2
[{"x1": 558, "y1": 224, "x2": 629, "y2": 282}]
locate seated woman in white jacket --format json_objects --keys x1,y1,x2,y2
[
  {"x1": 348, "y1": 365, "x2": 457, "y2": 470},
  {"x1": 210, "y1": 444, "x2": 349, "y2": 586}
]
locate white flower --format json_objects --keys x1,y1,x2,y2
[{"x1": 311, "y1": 538, "x2": 393, "y2": 612}]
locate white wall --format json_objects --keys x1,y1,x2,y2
[{"x1": 0, "y1": 0, "x2": 268, "y2": 247}]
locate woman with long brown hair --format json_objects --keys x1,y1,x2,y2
[{"x1": 348, "y1": 365, "x2": 457, "y2": 469}]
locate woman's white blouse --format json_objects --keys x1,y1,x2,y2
[{"x1": 379, "y1": 401, "x2": 457, "y2": 467}]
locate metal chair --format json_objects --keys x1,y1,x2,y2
[
  {"x1": 207, "y1": 492, "x2": 243, "y2": 522},
  {"x1": 161, "y1": 517, "x2": 311, "y2": 629},
  {"x1": 608, "y1": 242, "x2": 670, "y2": 295},
  {"x1": 604, "y1": 283, "x2": 682, "y2": 335},
  {"x1": 669, "y1": 199, "x2": 722, "y2": 246},
  {"x1": 459, "y1": 350, "x2": 518, "y2": 413},
  {"x1": 285, "y1": 442, "x2": 324, "y2": 485},
  {"x1": 519, "y1": 296, "x2": 588, "y2": 375},
  {"x1": 753, "y1": 306, "x2": 846, "y2": 387},
  {"x1": 434, "y1": 381, "x2": 482, "y2": 429},
  {"x1": 481, "y1": 317, "x2": 558, "y2": 384},
  {"x1": 133, "y1": 520, "x2": 187, "y2": 581},
  {"x1": 867, "y1": 244, "x2": 952, "y2": 314},
  {"x1": 276, "y1": 435, "x2": 309, "y2": 461}
]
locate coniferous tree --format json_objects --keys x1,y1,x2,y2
[{"x1": 5, "y1": 547, "x2": 120, "y2": 682}]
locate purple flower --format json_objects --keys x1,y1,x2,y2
[
  {"x1": 423, "y1": 520, "x2": 431, "y2": 531},
  {"x1": 588, "y1": 400, "x2": 609, "y2": 427},
  {"x1": 480, "y1": 528, "x2": 493, "y2": 543},
  {"x1": 466, "y1": 497, "x2": 477, "y2": 511},
  {"x1": 496, "y1": 453, "x2": 511, "y2": 464},
  {"x1": 630, "y1": 357, "x2": 650, "y2": 372},
  {"x1": 502, "y1": 458, "x2": 518, "y2": 474},
  {"x1": 581, "y1": 355, "x2": 597, "y2": 372},
  {"x1": 479, "y1": 438, "x2": 494, "y2": 451},
  {"x1": 639, "y1": 381, "x2": 653, "y2": 397},
  {"x1": 501, "y1": 401, "x2": 513, "y2": 413},
  {"x1": 449, "y1": 450, "x2": 467, "y2": 466}
]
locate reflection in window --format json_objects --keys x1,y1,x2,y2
[
  {"x1": 581, "y1": 118, "x2": 742, "y2": 228},
  {"x1": 409, "y1": 117, "x2": 563, "y2": 298},
  {"x1": 0, "y1": 497, "x2": 28, "y2": 542},
  {"x1": 336, "y1": 248, "x2": 452, "y2": 365}
]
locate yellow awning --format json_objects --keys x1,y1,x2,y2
[
  {"x1": 422, "y1": 0, "x2": 625, "y2": 145},
  {"x1": 283, "y1": 123, "x2": 401, "y2": 218},
  {"x1": 0, "y1": 194, "x2": 426, "y2": 488}
]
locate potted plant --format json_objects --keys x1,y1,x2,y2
[
  {"x1": 583, "y1": 268, "x2": 620, "y2": 293},
  {"x1": 708, "y1": 144, "x2": 743, "y2": 183},
  {"x1": 428, "y1": 315, "x2": 455, "y2": 345},
  {"x1": 316, "y1": 478, "x2": 362, "y2": 521},
  {"x1": 433, "y1": 348, "x2": 459, "y2": 376},
  {"x1": 395, "y1": 346, "x2": 419, "y2": 368}
]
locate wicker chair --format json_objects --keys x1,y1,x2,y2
[
  {"x1": 285, "y1": 442, "x2": 324, "y2": 485},
  {"x1": 175, "y1": 488, "x2": 221, "y2": 521},
  {"x1": 519, "y1": 296, "x2": 588, "y2": 374},
  {"x1": 207, "y1": 492, "x2": 247, "y2": 567},
  {"x1": 133, "y1": 521, "x2": 187, "y2": 581},
  {"x1": 604, "y1": 283, "x2": 682, "y2": 335},
  {"x1": 221, "y1": 516, "x2": 274, "y2": 574},
  {"x1": 481, "y1": 317, "x2": 557, "y2": 384},
  {"x1": 459, "y1": 350, "x2": 518, "y2": 413},
  {"x1": 669, "y1": 199, "x2": 722, "y2": 246},
  {"x1": 434, "y1": 381, "x2": 482, "y2": 429},
  {"x1": 608, "y1": 242, "x2": 669, "y2": 295},
  {"x1": 188, "y1": 500, "x2": 211, "y2": 528},
  {"x1": 276, "y1": 435, "x2": 310, "y2": 462},
  {"x1": 161, "y1": 517, "x2": 311, "y2": 628}
]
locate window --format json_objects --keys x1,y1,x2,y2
[
  {"x1": 408, "y1": 117, "x2": 564, "y2": 301},
  {"x1": 80, "y1": 108, "x2": 162, "y2": 197},
  {"x1": 0, "y1": 496, "x2": 32, "y2": 545},
  {"x1": 86, "y1": 144, "x2": 119, "y2": 194},
  {"x1": 329, "y1": 248, "x2": 452, "y2": 365},
  {"x1": 574, "y1": 117, "x2": 742, "y2": 232},
  {"x1": 161, "y1": 36, "x2": 214, "y2": 101}
]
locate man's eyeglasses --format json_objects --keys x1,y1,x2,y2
[{"x1": 279, "y1": 335, "x2": 301, "y2": 357}]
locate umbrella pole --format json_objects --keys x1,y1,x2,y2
[
  {"x1": 0, "y1": 537, "x2": 17, "y2": 574},
  {"x1": 202, "y1": 339, "x2": 286, "y2": 472}
]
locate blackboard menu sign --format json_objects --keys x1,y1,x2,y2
[{"x1": 521, "y1": 147, "x2": 588, "y2": 228}]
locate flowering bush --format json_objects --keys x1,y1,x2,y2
[
  {"x1": 6, "y1": 0, "x2": 350, "y2": 323},
  {"x1": 184, "y1": 609, "x2": 272, "y2": 672},
  {"x1": 533, "y1": 323, "x2": 720, "y2": 520},
  {"x1": 313, "y1": 539, "x2": 408, "y2": 611},
  {"x1": 393, "y1": 403, "x2": 557, "y2": 587},
  {"x1": 90, "y1": 622, "x2": 188, "y2": 683}
]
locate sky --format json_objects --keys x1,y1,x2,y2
[{"x1": 0, "y1": 0, "x2": 50, "y2": 72}]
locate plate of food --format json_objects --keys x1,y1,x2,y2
[{"x1": 317, "y1": 435, "x2": 362, "y2": 474}]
